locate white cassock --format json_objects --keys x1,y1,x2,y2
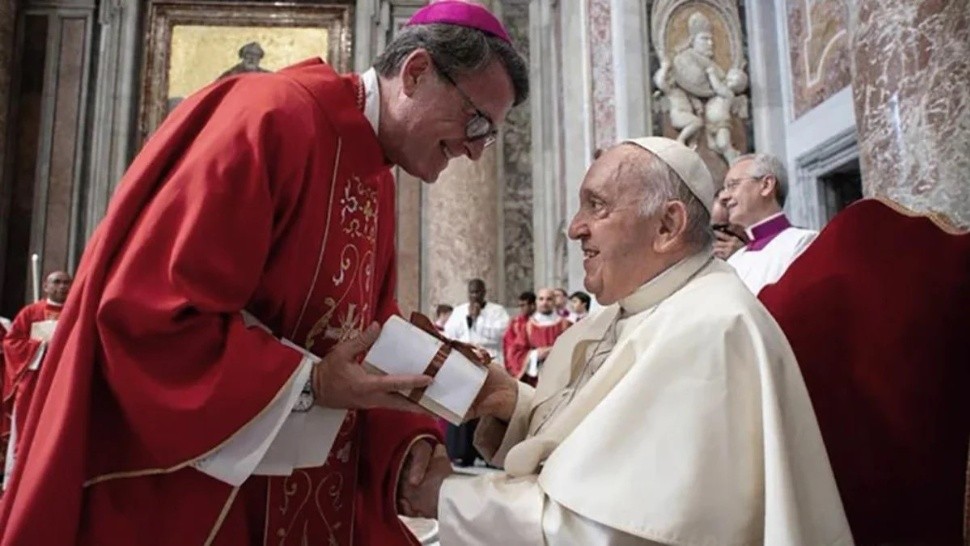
[
  {"x1": 444, "y1": 301, "x2": 511, "y2": 364},
  {"x1": 438, "y1": 252, "x2": 853, "y2": 545},
  {"x1": 727, "y1": 212, "x2": 817, "y2": 294}
]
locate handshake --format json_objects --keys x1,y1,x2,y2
[{"x1": 395, "y1": 352, "x2": 520, "y2": 520}]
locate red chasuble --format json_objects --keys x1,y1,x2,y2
[
  {"x1": 1, "y1": 300, "x2": 63, "y2": 454},
  {"x1": 0, "y1": 59, "x2": 440, "y2": 545},
  {"x1": 758, "y1": 199, "x2": 970, "y2": 545},
  {"x1": 502, "y1": 314, "x2": 570, "y2": 379}
]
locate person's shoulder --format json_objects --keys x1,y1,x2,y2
[{"x1": 673, "y1": 263, "x2": 769, "y2": 324}]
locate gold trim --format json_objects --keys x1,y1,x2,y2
[
  {"x1": 291, "y1": 137, "x2": 343, "y2": 338},
  {"x1": 204, "y1": 485, "x2": 241, "y2": 546},
  {"x1": 395, "y1": 433, "x2": 438, "y2": 546},
  {"x1": 869, "y1": 197, "x2": 967, "y2": 235},
  {"x1": 83, "y1": 358, "x2": 306, "y2": 487}
]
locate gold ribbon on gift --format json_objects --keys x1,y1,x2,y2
[{"x1": 405, "y1": 312, "x2": 491, "y2": 403}]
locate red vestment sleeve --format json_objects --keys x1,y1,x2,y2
[
  {"x1": 86, "y1": 80, "x2": 317, "y2": 469},
  {"x1": 504, "y1": 318, "x2": 531, "y2": 378}
]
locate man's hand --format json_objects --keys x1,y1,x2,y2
[
  {"x1": 466, "y1": 360, "x2": 518, "y2": 422},
  {"x1": 713, "y1": 230, "x2": 745, "y2": 260},
  {"x1": 313, "y1": 323, "x2": 431, "y2": 411},
  {"x1": 398, "y1": 443, "x2": 452, "y2": 519}
]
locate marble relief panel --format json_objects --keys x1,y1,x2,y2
[
  {"x1": 786, "y1": 0, "x2": 851, "y2": 118},
  {"x1": 588, "y1": 0, "x2": 616, "y2": 152},
  {"x1": 501, "y1": 1, "x2": 535, "y2": 306}
]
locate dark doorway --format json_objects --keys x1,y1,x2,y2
[{"x1": 819, "y1": 158, "x2": 863, "y2": 224}]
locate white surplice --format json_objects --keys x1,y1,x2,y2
[
  {"x1": 438, "y1": 252, "x2": 853, "y2": 545},
  {"x1": 443, "y1": 301, "x2": 511, "y2": 364},
  {"x1": 727, "y1": 215, "x2": 817, "y2": 294}
]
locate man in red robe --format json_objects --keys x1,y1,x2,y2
[
  {"x1": 504, "y1": 288, "x2": 571, "y2": 383},
  {"x1": 1, "y1": 271, "x2": 71, "y2": 489},
  {"x1": 0, "y1": 2, "x2": 528, "y2": 544},
  {"x1": 502, "y1": 291, "x2": 536, "y2": 378}
]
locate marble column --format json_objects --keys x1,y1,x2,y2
[
  {"x1": 424, "y1": 148, "x2": 501, "y2": 311},
  {"x1": 0, "y1": 0, "x2": 16, "y2": 173},
  {"x1": 850, "y1": 0, "x2": 970, "y2": 228}
]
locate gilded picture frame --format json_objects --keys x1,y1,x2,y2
[{"x1": 138, "y1": 0, "x2": 353, "y2": 147}]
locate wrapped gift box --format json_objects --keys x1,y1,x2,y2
[{"x1": 364, "y1": 314, "x2": 488, "y2": 425}]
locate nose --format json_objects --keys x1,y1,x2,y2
[
  {"x1": 463, "y1": 139, "x2": 487, "y2": 161},
  {"x1": 567, "y1": 212, "x2": 587, "y2": 240}
]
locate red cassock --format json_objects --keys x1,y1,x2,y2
[
  {"x1": 0, "y1": 59, "x2": 440, "y2": 545},
  {"x1": 1, "y1": 301, "x2": 63, "y2": 464},
  {"x1": 758, "y1": 199, "x2": 970, "y2": 545},
  {"x1": 502, "y1": 315, "x2": 570, "y2": 379}
]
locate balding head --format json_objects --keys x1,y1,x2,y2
[
  {"x1": 44, "y1": 271, "x2": 72, "y2": 304},
  {"x1": 536, "y1": 288, "x2": 556, "y2": 315}
]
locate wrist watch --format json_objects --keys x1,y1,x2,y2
[{"x1": 293, "y1": 378, "x2": 315, "y2": 413}]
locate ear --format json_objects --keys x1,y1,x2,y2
[
  {"x1": 653, "y1": 201, "x2": 688, "y2": 253},
  {"x1": 400, "y1": 49, "x2": 434, "y2": 97},
  {"x1": 760, "y1": 175, "x2": 777, "y2": 199}
]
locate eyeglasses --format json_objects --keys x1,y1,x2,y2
[
  {"x1": 723, "y1": 175, "x2": 766, "y2": 192},
  {"x1": 432, "y1": 61, "x2": 498, "y2": 148}
]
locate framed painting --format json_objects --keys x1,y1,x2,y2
[{"x1": 138, "y1": 0, "x2": 353, "y2": 146}]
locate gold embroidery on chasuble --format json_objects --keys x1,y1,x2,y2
[{"x1": 271, "y1": 173, "x2": 381, "y2": 546}]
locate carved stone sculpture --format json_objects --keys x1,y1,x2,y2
[{"x1": 652, "y1": 1, "x2": 750, "y2": 164}]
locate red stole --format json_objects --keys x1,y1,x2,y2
[{"x1": 0, "y1": 60, "x2": 437, "y2": 545}]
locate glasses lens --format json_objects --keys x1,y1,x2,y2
[{"x1": 467, "y1": 115, "x2": 492, "y2": 139}]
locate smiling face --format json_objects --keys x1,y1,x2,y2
[
  {"x1": 385, "y1": 50, "x2": 515, "y2": 183},
  {"x1": 567, "y1": 147, "x2": 667, "y2": 305}
]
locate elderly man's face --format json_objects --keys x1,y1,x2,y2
[
  {"x1": 567, "y1": 147, "x2": 660, "y2": 305},
  {"x1": 722, "y1": 158, "x2": 770, "y2": 227},
  {"x1": 392, "y1": 51, "x2": 515, "y2": 183}
]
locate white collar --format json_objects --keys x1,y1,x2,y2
[
  {"x1": 531, "y1": 312, "x2": 562, "y2": 326},
  {"x1": 618, "y1": 252, "x2": 713, "y2": 316},
  {"x1": 361, "y1": 68, "x2": 380, "y2": 136},
  {"x1": 46, "y1": 299, "x2": 64, "y2": 308}
]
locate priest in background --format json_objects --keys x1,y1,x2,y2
[
  {"x1": 503, "y1": 288, "x2": 571, "y2": 385},
  {"x1": 443, "y1": 278, "x2": 510, "y2": 365},
  {"x1": 0, "y1": 2, "x2": 528, "y2": 545},
  {"x1": 443, "y1": 278, "x2": 510, "y2": 467},
  {"x1": 1, "y1": 271, "x2": 71, "y2": 489},
  {"x1": 710, "y1": 188, "x2": 748, "y2": 260},
  {"x1": 501, "y1": 290, "x2": 536, "y2": 375},
  {"x1": 399, "y1": 137, "x2": 851, "y2": 545},
  {"x1": 721, "y1": 153, "x2": 816, "y2": 293}
]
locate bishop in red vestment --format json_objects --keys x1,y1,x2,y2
[
  {"x1": 503, "y1": 288, "x2": 571, "y2": 381},
  {"x1": 0, "y1": 2, "x2": 528, "y2": 544},
  {"x1": 1, "y1": 271, "x2": 71, "y2": 487}
]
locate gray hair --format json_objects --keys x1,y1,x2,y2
[
  {"x1": 731, "y1": 153, "x2": 789, "y2": 206},
  {"x1": 373, "y1": 24, "x2": 529, "y2": 106},
  {"x1": 620, "y1": 144, "x2": 713, "y2": 250}
]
